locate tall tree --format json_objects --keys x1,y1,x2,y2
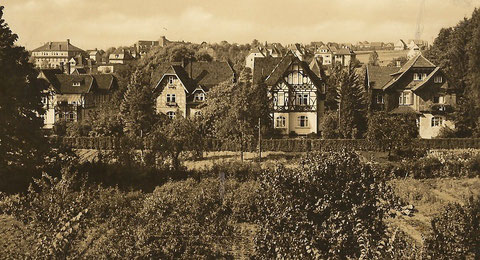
[
  {"x1": 335, "y1": 66, "x2": 367, "y2": 138},
  {"x1": 119, "y1": 70, "x2": 157, "y2": 138},
  {"x1": 0, "y1": 6, "x2": 46, "y2": 191},
  {"x1": 201, "y1": 68, "x2": 270, "y2": 160},
  {"x1": 368, "y1": 50, "x2": 380, "y2": 66}
]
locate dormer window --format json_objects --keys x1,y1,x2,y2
[
  {"x1": 434, "y1": 76, "x2": 443, "y2": 83},
  {"x1": 168, "y1": 76, "x2": 175, "y2": 84},
  {"x1": 72, "y1": 82, "x2": 81, "y2": 87},
  {"x1": 194, "y1": 92, "x2": 205, "y2": 102}
]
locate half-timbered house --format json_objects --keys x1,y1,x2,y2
[{"x1": 254, "y1": 52, "x2": 325, "y2": 135}]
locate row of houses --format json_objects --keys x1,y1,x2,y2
[
  {"x1": 153, "y1": 51, "x2": 454, "y2": 139},
  {"x1": 32, "y1": 37, "x2": 173, "y2": 74},
  {"x1": 36, "y1": 41, "x2": 455, "y2": 139}
]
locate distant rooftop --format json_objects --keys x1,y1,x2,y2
[{"x1": 32, "y1": 39, "x2": 84, "y2": 53}]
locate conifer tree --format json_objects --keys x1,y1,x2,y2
[{"x1": 0, "y1": 6, "x2": 46, "y2": 191}]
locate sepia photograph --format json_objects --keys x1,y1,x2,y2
[{"x1": 1, "y1": 0, "x2": 480, "y2": 258}]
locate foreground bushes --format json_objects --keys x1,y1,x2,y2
[
  {"x1": 254, "y1": 150, "x2": 397, "y2": 259},
  {"x1": 399, "y1": 149, "x2": 480, "y2": 178},
  {"x1": 424, "y1": 198, "x2": 480, "y2": 259}
]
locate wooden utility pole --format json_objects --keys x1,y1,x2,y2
[{"x1": 258, "y1": 117, "x2": 262, "y2": 162}]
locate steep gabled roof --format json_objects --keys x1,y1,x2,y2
[
  {"x1": 172, "y1": 65, "x2": 195, "y2": 92},
  {"x1": 366, "y1": 65, "x2": 399, "y2": 90},
  {"x1": 264, "y1": 52, "x2": 322, "y2": 87},
  {"x1": 309, "y1": 58, "x2": 323, "y2": 77},
  {"x1": 248, "y1": 47, "x2": 265, "y2": 56},
  {"x1": 383, "y1": 54, "x2": 436, "y2": 90},
  {"x1": 32, "y1": 41, "x2": 84, "y2": 52},
  {"x1": 252, "y1": 56, "x2": 283, "y2": 85},
  {"x1": 184, "y1": 61, "x2": 235, "y2": 88}
]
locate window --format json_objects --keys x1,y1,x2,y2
[
  {"x1": 167, "y1": 111, "x2": 176, "y2": 119},
  {"x1": 297, "y1": 116, "x2": 309, "y2": 128},
  {"x1": 194, "y1": 92, "x2": 205, "y2": 102},
  {"x1": 413, "y1": 73, "x2": 420, "y2": 81},
  {"x1": 399, "y1": 91, "x2": 412, "y2": 105},
  {"x1": 431, "y1": 116, "x2": 443, "y2": 127},
  {"x1": 194, "y1": 111, "x2": 202, "y2": 117},
  {"x1": 296, "y1": 93, "x2": 309, "y2": 106},
  {"x1": 433, "y1": 95, "x2": 445, "y2": 104},
  {"x1": 69, "y1": 113, "x2": 75, "y2": 121},
  {"x1": 72, "y1": 82, "x2": 80, "y2": 87},
  {"x1": 168, "y1": 76, "x2": 175, "y2": 84},
  {"x1": 59, "y1": 113, "x2": 64, "y2": 119},
  {"x1": 375, "y1": 94, "x2": 384, "y2": 104},
  {"x1": 414, "y1": 73, "x2": 427, "y2": 81},
  {"x1": 166, "y1": 94, "x2": 176, "y2": 103},
  {"x1": 434, "y1": 76, "x2": 443, "y2": 83},
  {"x1": 276, "y1": 116, "x2": 286, "y2": 128}
]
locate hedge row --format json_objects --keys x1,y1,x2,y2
[{"x1": 48, "y1": 137, "x2": 480, "y2": 152}]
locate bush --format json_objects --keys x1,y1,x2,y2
[
  {"x1": 423, "y1": 198, "x2": 480, "y2": 259},
  {"x1": 136, "y1": 178, "x2": 235, "y2": 258},
  {"x1": 207, "y1": 161, "x2": 262, "y2": 182},
  {"x1": 254, "y1": 150, "x2": 395, "y2": 259},
  {"x1": 319, "y1": 111, "x2": 339, "y2": 139}
]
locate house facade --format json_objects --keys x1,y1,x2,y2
[
  {"x1": 32, "y1": 39, "x2": 85, "y2": 69},
  {"x1": 254, "y1": 53, "x2": 326, "y2": 135},
  {"x1": 153, "y1": 61, "x2": 236, "y2": 119},
  {"x1": 314, "y1": 45, "x2": 356, "y2": 67},
  {"x1": 37, "y1": 70, "x2": 116, "y2": 129},
  {"x1": 245, "y1": 47, "x2": 266, "y2": 70},
  {"x1": 366, "y1": 54, "x2": 456, "y2": 139}
]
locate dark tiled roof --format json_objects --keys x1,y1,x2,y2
[
  {"x1": 366, "y1": 65, "x2": 398, "y2": 89},
  {"x1": 172, "y1": 65, "x2": 195, "y2": 92},
  {"x1": 54, "y1": 75, "x2": 94, "y2": 94},
  {"x1": 264, "y1": 53, "x2": 323, "y2": 87},
  {"x1": 265, "y1": 54, "x2": 296, "y2": 85},
  {"x1": 390, "y1": 106, "x2": 421, "y2": 115},
  {"x1": 32, "y1": 41, "x2": 84, "y2": 52},
  {"x1": 184, "y1": 61, "x2": 235, "y2": 88},
  {"x1": 150, "y1": 62, "x2": 178, "y2": 86},
  {"x1": 384, "y1": 54, "x2": 436, "y2": 90},
  {"x1": 309, "y1": 58, "x2": 322, "y2": 77},
  {"x1": 92, "y1": 74, "x2": 115, "y2": 91},
  {"x1": 335, "y1": 48, "x2": 353, "y2": 55},
  {"x1": 252, "y1": 56, "x2": 283, "y2": 85}
]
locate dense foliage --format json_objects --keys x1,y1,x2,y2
[
  {"x1": 0, "y1": 6, "x2": 49, "y2": 192},
  {"x1": 424, "y1": 198, "x2": 480, "y2": 259},
  {"x1": 254, "y1": 150, "x2": 394, "y2": 259},
  {"x1": 426, "y1": 8, "x2": 480, "y2": 137},
  {"x1": 366, "y1": 112, "x2": 418, "y2": 156}
]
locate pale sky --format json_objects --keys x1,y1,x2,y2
[{"x1": 2, "y1": 0, "x2": 480, "y2": 50}]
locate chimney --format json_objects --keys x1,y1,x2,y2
[
  {"x1": 67, "y1": 39, "x2": 70, "y2": 45},
  {"x1": 396, "y1": 60, "x2": 401, "y2": 67},
  {"x1": 66, "y1": 62, "x2": 71, "y2": 75}
]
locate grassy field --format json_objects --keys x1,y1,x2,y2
[
  {"x1": 389, "y1": 177, "x2": 480, "y2": 245},
  {"x1": 356, "y1": 50, "x2": 409, "y2": 66}
]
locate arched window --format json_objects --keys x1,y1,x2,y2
[
  {"x1": 167, "y1": 111, "x2": 176, "y2": 119},
  {"x1": 276, "y1": 116, "x2": 286, "y2": 128},
  {"x1": 297, "y1": 116, "x2": 309, "y2": 128}
]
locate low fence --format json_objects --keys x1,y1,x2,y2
[{"x1": 48, "y1": 137, "x2": 480, "y2": 152}]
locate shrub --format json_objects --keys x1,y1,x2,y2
[
  {"x1": 224, "y1": 180, "x2": 261, "y2": 223},
  {"x1": 319, "y1": 111, "x2": 339, "y2": 139},
  {"x1": 208, "y1": 161, "x2": 262, "y2": 182},
  {"x1": 254, "y1": 150, "x2": 395, "y2": 259},
  {"x1": 423, "y1": 198, "x2": 480, "y2": 259},
  {"x1": 136, "y1": 178, "x2": 235, "y2": 258}
]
